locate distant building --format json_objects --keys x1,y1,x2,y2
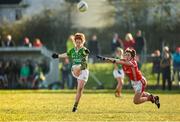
[
  {"x1": 22, "y1": 0, "x2": 64, "y2": 16},
  {"x1": 0, "y1": 0, "x2": 27, "y2": 24},
  {"x1": 0, "y1": 0, "x2": 65, "y2": 24}
]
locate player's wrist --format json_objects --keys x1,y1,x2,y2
[
  {"x1": 113, "y1": 60, "x2": 116, "y2": 63},
  {"x1": 52, "y1": 53, "x2": 59, "y2": 59}
]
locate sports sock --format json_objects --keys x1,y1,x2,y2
[{"x1": 74, "y1": 102, "x2": 78, "y2": 108}]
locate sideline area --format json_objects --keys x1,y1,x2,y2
[{"x1": 0, "y1": 89, "x2": 180, "y2": 94}]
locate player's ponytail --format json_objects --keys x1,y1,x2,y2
[{"x1": 131, "y1": 49, "x2": 136, "y2": 58}]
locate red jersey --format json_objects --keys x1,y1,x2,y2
[
  {"x1": 122, "y1": 59, "x2": 142, "y2": 81},
  {"x1": 123, "y1": 39, "x2": 135, "y2": 49},
  {"x1": 33, "y1": 41, "x2": 42, "y2": 48}
]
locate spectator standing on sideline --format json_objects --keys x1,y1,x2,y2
[
  {"x1": 172, "y1": 47, "x2": 180, "y2": 85},
  {"x1": 66, "y1": 35, "x2": 76, "y2": 89},
  {"x1": 123, "y1": 33, "x2": 135, "y2": 50},
  {"x1": 31, "y1": 63, "x2": 45, "y2": 88},
  {"x1": 9, "y1": 60, "x2": 19, "y2": 88},
  {"x1": 151, "y1": 50, "x2": 161, "y2": 86},
  {"x1": 134, "y1": 30, "x2": 145, "y2": 62},
  {"x1": 23, "y1": 37, "x2": 32, "y2": 47},
  {"x1": 19, "y1": 62, "x2": 30, "y2": 87},
  {"x1": 3, "y1": 34, "x2": 15, "y2": 47},
  {"x1": 33, "y1": 38, "x2": 43, "y2": 48},
  {"x1": 135, "y1": 30, "x2": 145, "y2": 55},
  {"x1": 0, "y1": 35, "x2": 4, "y2": 47},
  {"x1": 0, "y1": 61, "x2": 8, "y2": 88},
  {"x1": 61, "y1": 57, "x2": 73, "y2": 89},
  {"x1": 160, "y1": 46, "x2": 172, "y2": 90},
  {"x1": 88, "y1": 34, "x2": 100, "y2": 63},
  {"x1": 135, "y1": 55, "x2": 142, "y2": 69},
  {"x1": 111, "y1": 33, "x2": 123, "y2": 54}
]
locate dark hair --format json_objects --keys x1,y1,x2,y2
[{"x1": 125, "y1": 48, "x2": 136, "y2": 58}]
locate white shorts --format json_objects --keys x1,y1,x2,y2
[
  {"x1": 72, "y1": 69, "x2": 89, "y2": 82},
  {"x1": 113, "y1": 69, "x2": 124, "y2": 78},
  {"x1": 131, "y1": 76, "x2": 147, "y2": 93}
]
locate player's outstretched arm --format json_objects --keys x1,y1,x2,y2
[
  {"x1": 52, "y1": 53, "x2": 68, "y2": 59},
  {"x1": 97, "y1": 55, "x2": 133, "y2": 66},
  {"x1": 115, "y1": 60, "x2": 133, "y2": 66},
  {"x1": 96, "y1": 55, "x2": 118, "y2": 63}
]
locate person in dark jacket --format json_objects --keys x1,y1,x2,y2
[
  {"x1": 0, "y1": 35, "x2": 4, "y2": 47},
  {"x1": 88, "y1": 34, "x2": 100, "y2": 63},
  {"x1": 61, "y1": 57, "x2": 73, "y2": 89},
  {"x1": 160, "y1": 46, "x2": 172, "y2": 90},
  {"x1": 135, "y1": 30, "x2": 145, "y2": 55},
  {"x1": 111, "y1": 33, "x2": 123, "y2": 53},
  {"x1": 151, "y1": 50, "x2": 161, "y2": 86},
  {"x1": 3, "y1": 35, "x2": 15, "y2": 47}
]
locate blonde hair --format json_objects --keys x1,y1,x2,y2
[
  {"x1": 69, "y1": 35, "x2": 74, "y2": 41},
  {"x1": 116, "y1": 47, "x2": 124, "y2": 59},
  {"x1": 125, "y1": 33, "x2": 133, "y2": 41},
  {"x1": 116, "y1": 47, "x2": 123, "y2": 53},
  {"x1": 163, "y1": 46, "x2": 169, "y2": 52}
]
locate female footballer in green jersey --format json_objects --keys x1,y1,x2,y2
[
  {"x1": 52, "y1": 33, "x2": 90, "y2": 112},
  {"x1": 113, "y1": 47, "x2": 124, "y2": 97}
]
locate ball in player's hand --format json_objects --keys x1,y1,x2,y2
[
  {"x1": 77, "y1": 1, "x2": 88, "y2": 12},
  {"x1": 52, "y1": 53, "x2": 59, "y2": 59}
]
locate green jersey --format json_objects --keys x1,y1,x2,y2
[
  {"x1": 115, "y1": 56, "x2": 122, "y2": 69},
  {"x1": 67, "y1": 47, "x2": 90, "y2": 69}
]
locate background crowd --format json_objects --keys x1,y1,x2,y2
[
  {"x1": 0, "y1": 31, "x2": 180, "y2": 90},
  {"x1": 0, "y1": 34, "x2": 43, "y2": 48}
]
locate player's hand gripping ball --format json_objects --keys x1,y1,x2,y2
[{"x1": 77, "y1": 1, "x2": 88, "y2": 12}]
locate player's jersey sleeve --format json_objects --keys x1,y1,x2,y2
[
  {"x1": 115, "y1": 56, "x2": 122, "y2": 69},
  {"x1": 80, "y1": 47, "x2": 89, "y2": 69},
  {"x1": 82, "y1": 47, "x2": 90, "y2": 56}
]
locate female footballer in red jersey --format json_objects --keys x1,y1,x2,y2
[{"x1": 97, "y1": 48, "x2": 160, "y2": 108}]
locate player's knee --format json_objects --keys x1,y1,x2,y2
[
  {"x1": 77, "y1": 87, "x2": 83, "y2": 93},
  {"x1": 133, "y1": 99, "x2": 140, "y2": 104}
]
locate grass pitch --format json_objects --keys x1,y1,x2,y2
[{"x1": 0, "y1": 90, "x2": 180, "y2": 121}]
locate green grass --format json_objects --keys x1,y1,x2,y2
[
  {"x1": 0, "y1": 90, "x2": 180, "y2": 121},
  {"x1": 87, "y1": 63, "x2": 115, "y2": 89}
]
